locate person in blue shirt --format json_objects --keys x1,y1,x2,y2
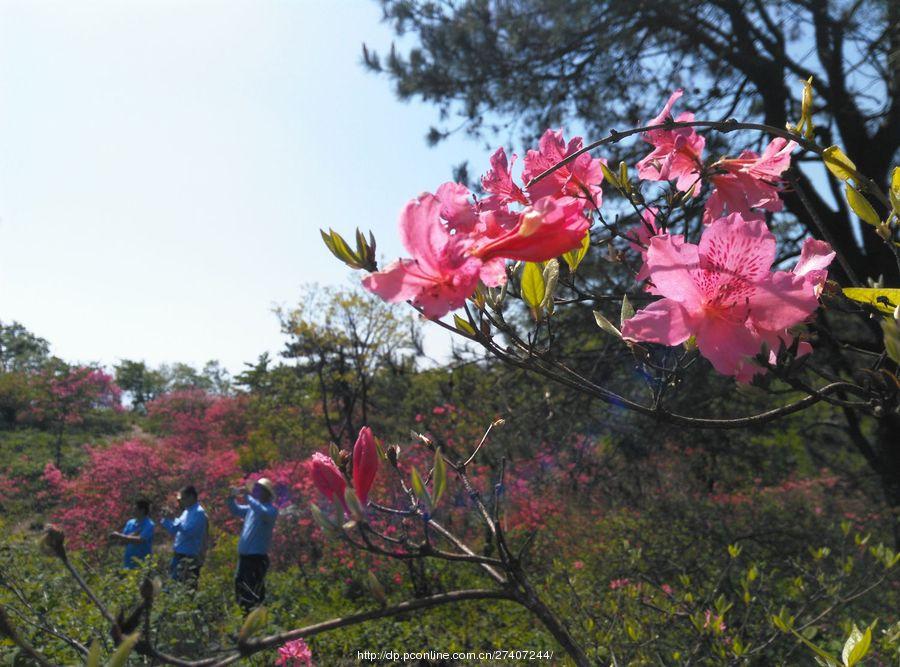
[
  {"x1": 160, "y1": 485, "x2": 208, "y2": 589},
  {"x1": 228, "y1": 477, "x2": 278, "y2": 611},
  {"x1": 109, "y1": 499, "x2": 155, "y2": 569}
]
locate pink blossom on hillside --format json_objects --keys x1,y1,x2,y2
[
  {"x1": 622, "y1": 213, "x2": 829, "y2": 381},
  {"x1": 521, "y1": 129, "x2": 605, "y2": 204},
  {"x1": 609, "y1": 578, "x2": 631, "y2": 590},
  {"x1": 704, "y1": 138, "x2": 797, "y2": 223},
  {"x1": 276, "y1": 638, "x2": 314, "y2": 666},
  {"x1": 636, "y1": 89, "x2": 706, "y2": 194}
]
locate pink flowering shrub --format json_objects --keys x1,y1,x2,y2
[
  {"x1": 25, "y1": 366, "x2": 122, "y2": 426},
  {"x1": 276, "y1": 639, "x2": 314, "y2": 666},
  {"x1": 47, "y1": 392, "x2": 246, "y2": 550}
]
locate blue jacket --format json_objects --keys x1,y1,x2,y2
[
  {"x1": 122, "y1": 517, "x2": 154, "y2": 568},
  {"x1": 161, "y1": 503, "x2": 208, "y2": 557},
  {"x1": 228, "y1": 495, "x2": 277, "y2": 556}
]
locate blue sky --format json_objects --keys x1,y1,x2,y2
[{"x1": 0, "y1": 1, "x2": 485, "y2": 373}]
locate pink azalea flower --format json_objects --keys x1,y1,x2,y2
[
  {"x1": 275, "y1": 638, "x2": 314, "y2": 667},
  {"x1": 362, "y1": 193, "x2": 497, "y2": 319},
  {"x1": 469, "y1": 195, "x2": 591, "y2": 263},
  {"x1": 352, "y1": 426, "x2": 378, "y2": 505},
  {"x1": 792, "y1": 237, "x2": 835, "y2": 296},
  {"x1": 636, "y1": 90, "x2": 706, "y2": 194},
  {"x1": 609, "y1": 578, "x2": 631, "y2": 590},
  {"x1": 481, "y1": 147, "x2": 529, "y2": 206},
  {"x1": 759, "y1": 237, "x2": 836, "y2": 363},
  {"x1": 704, "y1": 138, "x2": 797, "y2": 223},
  {"x1": 435, "y1": 182, "x2": 479, "y2": 233},
  {"x1": 622, "y1": 214, "x2": 829, "y2": 382},
  {"x1": 521, "y1": 129, "x2": 605, "y2": 204},
  {"x1": 310, "y1": 452, "x2": 347, "y2": 511}
]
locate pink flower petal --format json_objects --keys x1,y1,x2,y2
[
  {"x1": 793, "y1": 238, "x2": 835, "y2": 278},
  {"x1": 645, "y1": 234, "x2": 702, "y2": 305},
  {"x1": 749, "y1": 271, "x2": 820, "y2": 332},
  {"x1": 622, "y1": 299, "x2": 693, "y2": 346},
  {"x1": 694, "y1": 316, "x2": 762, "y2": 379}
]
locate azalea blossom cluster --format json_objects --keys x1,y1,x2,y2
[
  {"x1": 362, "y1": 130, "x2": 605, "y2": 318},
  {"x1": 623, "y1": 90, "x2": 835, "y2": 381},
  {"x1": 356, "y1": 89, "x2": 836, "y2": 382},
  {"x1": 636, "y1": 89, "x2": 797, "y2": 225}
]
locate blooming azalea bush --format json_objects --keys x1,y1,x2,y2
[{"x1": 328, "y1": 88, "x2": 851, "y2": 386}]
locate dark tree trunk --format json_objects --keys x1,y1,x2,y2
[{"x1": 876, "y1": 413, "x2": 900, "y2": 549}]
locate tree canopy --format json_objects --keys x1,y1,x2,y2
[{"x1": 365, "y1": 0, "x2": 899, "y2": 282}]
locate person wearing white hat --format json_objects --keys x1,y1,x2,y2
[{"x1": 228, "y1": 478, "x2": 278, "y2": 611}]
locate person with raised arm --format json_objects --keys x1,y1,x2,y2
[
  {"x1": 160, "y1": 485, "x2": 208, "y2": 589},
  {"x1": 228, "y1": 478, "x2": 278, "y2": 611}
]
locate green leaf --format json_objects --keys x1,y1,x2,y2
[
  {"x1": 881, "y1": 317, "x2": 900, "y2": 364},
  {"x1": 889, "y1": 165, "x2": 900, "y2": 214},
  {"x1": 86, "y1": 640, "x2": 101, "y2": 667},
  {"x1": 593, "y1": 310, "x2": 622, "y2": 338},
  {"x1": 410, "y1": 467, "x2": 431, "y2": 512},
  {"x1": 320, "y1": 228, "x2": 362, "y2": 269},
  {"x1": 432, "y1": 449, "x2": 447, "y2": 507},
  {"x1": 845, "y1": 186, "x2": 881, "y2": 226},
  {"x1": 344, "y1": 487, "x2": 365, "y2": 522},
  {"x1": 599, "y1": 162, "x2": 619, "y2": 189},
  {"x1": 452, "y1": 314, "x2": 477, "y2": 336},
  {"x1": 521, "y1": 262, "x2": 545, "y2": 310},
  {"x1": 238, "y1": 606, "x2": 268, "y2": 643},
  {"x1": 562, "y1": 231, "x2": 591, "y2": 272},
  {"x1": 310, "y1": 503, "x2": 337, "y2": 537},
  {"x1": 799, "y1": 76, "x2": 815, "y2": 139},
  {"x1": 540, "y1": 259, "x2": 560, "y2": 312},
  {"x1": 106, "y1": 632, "x2": 140, "y2": 667},
  {"x1": 367, "y1": 571, "x2": 387, "y2": 604},
  {"x1": 843, "y1": 625, "x2": 872, "y2": 667},
  {"x1": 823, "y1": 146, "x2": 857, "y2": 183},
  {"x1": 620, "y1": 295, "x2": 635, "y2": 329},
  {"x1": 842, "y1": 287, "x2": 900, "y2": 315},
  {"x1": 793, "y1": 630, "x2": 840, "y2": 667}
]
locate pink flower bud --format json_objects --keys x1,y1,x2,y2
[
  {"x1": 310, "y1": 453, "x2": 347, "y2": 512},
  {"x1": 352, "y1": 426, "x2": 378, "y2": 505}
]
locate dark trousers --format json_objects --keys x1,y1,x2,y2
[
  {"x1": 235, "y1": 554, "x2": 269, "y2": 611},
  {"x1": 170, "y1": 553, "x2": 202, "y2": 591}
]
